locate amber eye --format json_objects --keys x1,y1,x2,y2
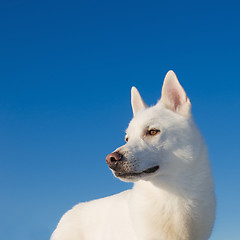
[
  {"x1": 125, "y1": 136, "x2": 129, "y2": 142},
  {"x1": 148, "y1": 129, "x2": 160, "y2": 136}
]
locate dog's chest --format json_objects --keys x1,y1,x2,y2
[
  {"x1": 147, "y1": 201, "x2": 192, "y2": 239},
  {"x1": 130, "y1": 185, "x2": 195, "y2": 240}
]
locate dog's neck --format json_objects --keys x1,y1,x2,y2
[
  {"x1": 129, "y1": 158, "x2": 215, "y2": 240},
  {"x1": 129, "y1": 181, "x2": 192, "y2": 240}
]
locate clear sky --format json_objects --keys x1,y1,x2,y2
[{"x1": 0, "y1": 0, "x2": 240, "y2": 239}]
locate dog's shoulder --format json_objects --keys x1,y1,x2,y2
[{"x1": 51, "y1": 190, "x2": 132, "y2": 240}]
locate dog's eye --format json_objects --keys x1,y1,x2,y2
[
  {"x1": 147, "y1": 129, "x2": 160, "y2": 136},
  {"x1": 125, "y1": 136, "x2": 129, "y2": 142}
]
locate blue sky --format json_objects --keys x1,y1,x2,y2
[{"x1": 0, "y1": 0, "x2": 240, "y2": 239}]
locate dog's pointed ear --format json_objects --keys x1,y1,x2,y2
[
  {"x1": 131, "y1": 86, "x2": 147, "y2": 116},
  {"x1": 159, "y1": 70, "x2": 191, "y2": 116}
]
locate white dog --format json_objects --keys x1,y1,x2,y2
[{"x1": 51, "y1": 71, "x2": 216, "y2": 240}]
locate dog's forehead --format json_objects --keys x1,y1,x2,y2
[{"x1": 127, "y1": 105, "x2": 179, "y2": 133}]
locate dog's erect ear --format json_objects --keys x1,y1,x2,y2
[
  {"x1": 131, "y1": 86, "x2": 147, "y2": 116},
  {"x1": 159, "y1": 70, "x2": 191, "y2": 116}
]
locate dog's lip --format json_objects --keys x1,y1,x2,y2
[
  {"x1": 115, "y1": 165, "x2": 159, "y2": 177},
  {"x1": 142, "y1": 165, "x2": 159, "y2": 174}
]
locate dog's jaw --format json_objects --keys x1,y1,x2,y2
[{"x1": 113, "y1": 165, "x2": 160, "y2": 182}]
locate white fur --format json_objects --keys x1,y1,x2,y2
[{"x1": 51, "y1": 70, "x2": 216, "y2": 240}]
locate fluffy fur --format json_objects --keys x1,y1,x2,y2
[{"x1": 51, "y1": 70, "x2": 216, "y2": 240}]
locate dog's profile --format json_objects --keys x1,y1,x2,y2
[{"x1": 51, "y1": 71, "x2": 216, "y2": 240}]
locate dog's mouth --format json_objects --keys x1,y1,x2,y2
[{"x1": 114, "y1": 165, "x2": 159, "y2": 178}]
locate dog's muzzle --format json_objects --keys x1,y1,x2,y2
[{"x1": 106, "y1": 151, "x2": 159, "y2": 179}]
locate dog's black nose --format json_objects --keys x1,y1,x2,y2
[{"x1": 106, "y1": 152, "x2": 123, "y2": 170}]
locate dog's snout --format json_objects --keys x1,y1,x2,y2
[{"x1": 106, "y1": 152, "x2": 123, "y2": 170}]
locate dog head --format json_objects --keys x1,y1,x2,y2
[{"x1": 106, "y1": 70, "x2": 205, "y2": 183}]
